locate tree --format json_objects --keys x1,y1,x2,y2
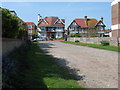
[
  {"x1": 32, "y1": 31, "x2": 39, "y2": 39},
  {"x1": 2, "y1": 8, "x2": 19, "y2": 38},
  {"x1": 17, "y1": 26, "x2": 28, "y2": 39}
]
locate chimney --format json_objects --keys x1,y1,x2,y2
[
  {"x1": 84, "y1": 16, "x2": 87, "y2": 19},
  {"x1": 38, "y1": 14, "x2": 42, "y2": 22},
  {"x1": 101, "y1": 16, "x2": 103, "y2": 22}
]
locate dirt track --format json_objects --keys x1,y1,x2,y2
[{"x1": 38, "y1": 41, "x2": 118, "y2": 88}]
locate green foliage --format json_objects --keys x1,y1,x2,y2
[
  {"x1": 24, "y1": 44, "x2": 83, "y2": 88},
  {"x1": 3, "y1": 44, "x2": 31, "y2": 88},
  {"x1": 68, "y1": 33, "x2": 74, "y2": 37},
  {"x1": 49, "y1": 38, "x2": 54, "y2": 40},
  {"x1": 32, "y1": 33, "x2": 38, "y2": 40},
  {"x1": 75, "y1": 40, "x2": 79, "y2": 42},
  {"x1": 2, "y1": 8, "x2": 27, "y2": 39},
  {"x1": 91, "y1": 34, "x2": 99, "y2": 37},
  {"x1": 100, "y1": 40, "x2": 110, "y2": 46},
  {"x1": 17, "y1": 27, "x2": 27, "y2": 39},
  {"x1": 74, "y1": 33, "x2": 81, "y2": 37},
  {"x1": 2, "y1": 8, "x2": 19, "y2": 38},
  {"x1": 3, "y1": 43, "x2": 83, "y2": 88}
]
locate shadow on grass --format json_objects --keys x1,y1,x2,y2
[
  {"x1": 2, "y1": 42, "x2": 85, "y2": 89},
  {"x1": 33, "y1": 42, "x2": 85, "y2": 88}
]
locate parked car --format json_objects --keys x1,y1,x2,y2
[{"x1": 31, "y1": 37, "x2": 44, "y2": 42}]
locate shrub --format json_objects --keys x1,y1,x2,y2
[
  {"x1": 49, "y1": 38, "x2": 54, "y2": 41},
  {"x1": 74, "y1": 33, "x2": 81, "y2": 37},
  {"x1": 100, "y1": 40, "x2": 110, "y2": 46},
  {"x1": 75, "y1": 40, "x2": 80, "y2": 43},
  {"x1": 91, "y1": 34, "x2": 99, "y2": 37},
  {"x1": 56, "y1": 38, "x2": 64, "y2": 40},
  {"x1": 68, "y1": 34, "x2": 74, "y2": 37},
  {"x1": 2, "y1": 8, "x2": 19, "y2": 38}
]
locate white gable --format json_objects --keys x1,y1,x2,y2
[
  {"x1": 54, "y1": 19, "x2": 64, "y2": 24},
  {"x1": 97, "y1": 22, "x2": 104, "y2": 26}
]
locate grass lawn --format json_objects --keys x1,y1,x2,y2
[
  {"x1": 60, "y1": 41, "x2": 120, "y2": 52},
  {"x1": 5, "y1": 43, "x2": 83, "y2": 88},
  {"x1": 25, "y1": 43, "x2": 83, "y2": 88}
]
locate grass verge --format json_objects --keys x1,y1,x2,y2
[
  {"x1": 3, "y1": 43, "x2": 83, "y2": 88},
  {"x1": 60, "y1": 41, "x2": 120, "y2": 52},
  {"x1": 25, "y1": 43, "x2": 83, "y2": 88}
]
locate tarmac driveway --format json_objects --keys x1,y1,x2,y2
[{"x1": 37, "y1": 41, "x2": 118, "y2": 88}]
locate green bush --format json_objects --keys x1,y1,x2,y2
[
  {"x1": 91, "y1": 34, "x2": 99, "y2": 37},
  {"x1": 75, "y1": 40, "x2": 80, "y2": 42},
  {"x1": 49, "y1": 38, "x2": 54, "y2": 41},
  {"x1": 100, "y1": 40, "x2": 110, "y2": 46},
  {"x1": 56, "y1": 38, "x2": 64, "y2": 40},
  {"x1": 74, "y1": 33, "x2": 81, "y2": 37},
  {"x1": 2, "y1": 8, "x2": 19, "y2": 38},
  {"x1": 68, "y1": 34, "x2": 74, "y2": 37}
]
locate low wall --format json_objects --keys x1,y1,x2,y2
[
  {"x1": 68, "y1": 37, "x2": 120, "y2": 46},
  {"x1": 2, "y1": 38, "x2": 26, "y2": 56}
]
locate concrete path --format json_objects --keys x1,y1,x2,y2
[{"x1": 37, "y1": 41, "x2": 118, "y2": 88}]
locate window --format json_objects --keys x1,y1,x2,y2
[
  {"x1": 96, "y1": 26, "x2": 103, "y2": 30},
  {"x1": 56, "y1": 32, "x2": 62, "y2": 37},
  {"x1": 73, "y1": 22, "x2": 77, "y2": 25},
  {"x1": 28, "y1": 30, "x2": 32, "y2": 33},
  {"x1": 56, "y1": 27, "x2": 63, "y2": 29},
  {"x1": 28, "y1": 25, "x2": 32, "y2": 29},
  {"x1": 41, "y1": 20, "x2": 45, "y2": 23},
  {"x1": 72, "y1": 27, "x2": 77, "y2": 31},
  {"x1": 41, "y1": 33, "x2": 46, "y2": 36},
  {"x1": 40, "y1": 27, "x2": 46, "y2": 30}
]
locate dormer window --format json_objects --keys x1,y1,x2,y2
[{"x1": 41, "y1": 20, "x2": 45, "y2": 23}]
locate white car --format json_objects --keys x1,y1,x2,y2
[{"x1": 31, "y1": 37, "x2": 44, "y2": 42}]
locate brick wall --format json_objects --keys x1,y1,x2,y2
[
  {"x1": 111, "y1": 1, "x2": 120, "y2": 37},
  {"x1": 68, "y1": 37, "x2": 120, "y2": 46},
  {"x1": 2, "y1": 38, "x2": 25, "y2": 56}
]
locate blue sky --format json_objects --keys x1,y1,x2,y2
[{"x1": 2, "y1": 2, "x2": 111, "y2": 29}]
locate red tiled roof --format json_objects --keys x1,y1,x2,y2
[
  {"x1": 73, "y1": 18, "x2": 99, "y2": 28},
  {"x1": 74, "y1": 19, "x2": 87, "y2": 28},
  {"x1": 25, "y1": 22, "x2": 36, "y2": 26},
  {"x1": 38, "y1": 17, "x2": 65, "y2": 27}
]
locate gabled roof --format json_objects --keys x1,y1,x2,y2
[
  {"x1": 69, "y1": 17, "x2": 105, "y2": 28},
  {"x1": 38, "y1": 17, "x2": 65, "y2": 27},
  {"x1": 95, "y1": 20, "x2": 106, "y2": 27},
  {"x1": 74, "y1": 19, "x2": 87, "y2": 28},
  {"x1": 25, "y1": 22, "x2": 36, "y2": 26},
  {"x1": 87, "y1": 19, "x2": 98, "y2": 27}
]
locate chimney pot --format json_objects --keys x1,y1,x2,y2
[
  {"x1": 101, "y1": 17, "x2": 103, "y2": 21},
  {"x1": 84, "y1": 16, "x2": 87, "y2": 19}
]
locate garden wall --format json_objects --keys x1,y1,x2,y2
[
  {"x1": 68, "y1": 37, "x2": 120, "y2": 46},
  {"x1": 2, "y1": 38, "x2": 26, "y2": 56}
]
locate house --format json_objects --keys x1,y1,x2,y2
[
  {"x1": 10, "y1": 10, "x2": 27, "y2": 29},
  {"x1": 37, "y1": 14, "x2": 65, "y2": 39},
  {"x1": 10, "y1": 10, "x2": 28, "y2": 40},
  {"x1": 111, "y1": 0, "x2": 120, "y2": 37},
  {"x1": 67, "y1": 16, "x2": 106, "y2": 37},
  {"x1": 25, "y1": 22, "x2": 37, "y2": 40}
]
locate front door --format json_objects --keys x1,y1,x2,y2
[{"x1": 51, "y1": 33, "x2": 55, "y2": 38}]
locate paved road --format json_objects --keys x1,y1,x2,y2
[{"x1": 37, "y1": 41, "x2": 118, "y2": 88}]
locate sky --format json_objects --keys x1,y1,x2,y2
[{"x1": 2, "y1": 2, "x2": 111, "y2": 29}]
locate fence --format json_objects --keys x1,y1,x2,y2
[{"x1": 68, "y1": 37, "x2": 120, "y2": 46}]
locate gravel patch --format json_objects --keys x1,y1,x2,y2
[{"x1": 38, "y1": 41, "x2": 118, "y2": 88}]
